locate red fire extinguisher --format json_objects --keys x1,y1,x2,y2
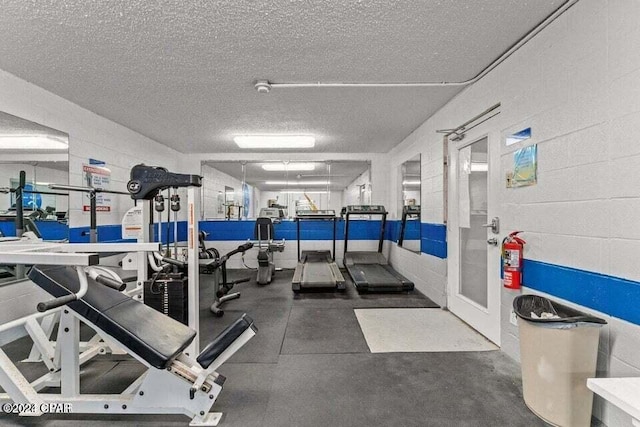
[{"x1": 502, "y1": 231, "x2": 526, "y2": 289}]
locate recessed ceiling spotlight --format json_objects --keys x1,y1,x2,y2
[
  {"x1": 234, "y1": 135, "x2": 315, "y2": 149},
  {"x1": 262, "y1": 163, "x2": 316, "y2": 171}
]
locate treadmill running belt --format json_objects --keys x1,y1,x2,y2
[
  {"x1": 301, "y1": 260, "x2": 337, "y2": 286},
  {"x1": 353, "y1": 264, "x2": 399, "y2": 287}
]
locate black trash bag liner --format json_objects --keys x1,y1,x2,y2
[{"x1": 513, "y1": 294, "x2": 606, "y2": 324}]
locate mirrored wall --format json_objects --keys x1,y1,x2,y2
[
  {"x1": 398, "y1": 154, "x2": 421, "y2": 253},
  {"x1": 0, "y1": 111, "x2": 69, "y2": 284},
  {"x1": 201, "y1": 160, "x2": 371, "y2": 220}
]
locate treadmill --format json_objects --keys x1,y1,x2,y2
[
  {"x1": 292, "y1": 209, "x2": 346, "y2": 292},
  {"x1": 397, "y1": 205, "x2": 420, "y2": 248},
  {"x1": 343, "y1": 205, "x2": 414, "y2": 292}
]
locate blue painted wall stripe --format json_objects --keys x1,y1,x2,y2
[
  {"x1": 0, "y1": 220, "x2": 69, "y2": 241},
  {"x1": 70, "y1": 222, "x2": 189, "y2": 243},
  {"x1": 421, "y1": 223, "x2": 447, "y2": 259},
  {"x1": 67, "y1": 220, "x2": 450, "y2": 257},
  {"x1": 61, "y1": 220, "x2": 640, "y2": 327},
  {"x1": 523, "y1": 259, "x2": 640, "y2": 326},
  {"x1": 200, "y1": 219, "x2": 388, "y2": 241}
]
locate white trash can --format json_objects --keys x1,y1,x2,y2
[{"x1": 514, "y1": 295, "x2": 606, "y2": 427}]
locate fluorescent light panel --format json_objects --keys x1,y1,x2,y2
[
  {"x1": 262, "y1": 163, "x2": 315, "y2": 171},
  {"x1": 265, "y1": 181, "x2": 329, "y2": 186},
  {"x1": 234, "y1": 135, "x2": 315, "y2": 149},
  {"x1": 402, "y1": 180, "x2": 421, "y2": 185},
  {"x1": 0, "y1": 135, "x2": 68, "y2": 150},
  {"x1": 281, "y1": 191, "x2": 328, "y2": 194}
]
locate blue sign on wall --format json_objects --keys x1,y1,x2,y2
[
  {"x1": 22, "y1": 184, "x2": 42, "y2": 209},
  {"x1": 242, "y1": 183, "x2": 250, "y2": 219}
]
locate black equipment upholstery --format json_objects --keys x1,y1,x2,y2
[
  {"x1": 127, "y1": 164, "x2": 202, "y2": 200},
  {"x1": 257, "y1": 251, "x2": 269, "y2": 267},
  {"x1": 29, "y1": 265, "x2": 196, "y2": 369},
  {"x1": 196, "y1": 314, "x2": 256, "y2": 368},
  {"x1": 255, "y1": 217, "x2": 274, "y2": 241}
]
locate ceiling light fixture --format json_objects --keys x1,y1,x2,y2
[
  {"x1": 402, "y1": 180, "x2": 421, "y2": 185},
  {"x1": 0, "y1": 135, "x2": 68, "y2": 150},
  {"x1": 265, "y1": 181, "x2": 329, "y2": 186},
  {"x1": 280, "y1": 191, "x2": 329, "y2": 194},
  {"x1": 234, "y1": 135, "x2": 315, "y2": 149},
  {"x1": 262, "y1": 163, "x2": 315, "y2": 171}
]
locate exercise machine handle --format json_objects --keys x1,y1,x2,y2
[
  {"x1": 36, "y1": 266, "x2": 89, "y2": 313},
  {"x1": 37, "y1": 294, "x2": 77, "y2": 312},
  {"x1": 95, "y1": 275, "x2": 127, "y2": 291},
  {"x1": 210, "y1": 243, "x2": 255, "y2": 269},
  {"x1": 230, "y1": 242, "x2": 254, "y2": 257},
  {"x1": 221, "y1": 243, "x2": 254, "y2": 262},
  {"x1": 161, "y1": 256, "x2": 187, "y2": 269}
]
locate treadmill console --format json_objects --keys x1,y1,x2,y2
[
  {"x1": 403, "y1": 205, "x2": 421, "y2": 216},
  {"x1": 259, "y1": 208, "x2": 285, "y2": 219},
  {"x1": 345, "y1": 205, "x2": 387, "y2": 215},
  {"x1": 296, "y1": 209, "x2": 336, "y2": 219}
]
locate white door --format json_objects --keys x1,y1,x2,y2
[{"x1": 447, "y1": 134, "x2": 501, "y2": 345}]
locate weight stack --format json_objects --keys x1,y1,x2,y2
[{"x1": 144, "y1": 274, "x2": 188, "y2": 325}]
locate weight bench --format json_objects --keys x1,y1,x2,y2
[{"x1": 0, "y1": 264, "x2": 256, "y2": 426}]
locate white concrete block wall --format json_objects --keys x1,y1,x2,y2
[
  {"x1": 0, "y1": 68, "x2": 183, "y2": 324},
  {"x1": 0, "y1": 69, "x2": 183, "y2": 229},
  {"x1": 386, "y1": 101, "x2": 448, "y2": 309},
  {"x1": 388, "y1": 244, "x2": 447, "y2": 307},
  {"x1": 385, "y1": 1, "x2": 640, "y2": 424}
]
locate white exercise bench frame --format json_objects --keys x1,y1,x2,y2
[{"x1": 0, "y1": 248, "x2": 255, "y2": 425}]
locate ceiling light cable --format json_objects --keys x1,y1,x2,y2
[{"x1": 255, "y1": 0, "x2": 578, "y2": 91}]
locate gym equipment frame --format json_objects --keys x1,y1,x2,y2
[
  {"x1": 292, "y1": 210, "x2": 345, "y2": 292},
  {"x1": 0, "y1": 245, "x2": 256, "y2": 426}
]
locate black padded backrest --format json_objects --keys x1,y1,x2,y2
[
  {"x1": 255, "y1": 217, "x2": 274, "y2": 241},
  {"x1": 28, "y1": 265, "x2": 196, "y2": 369}
]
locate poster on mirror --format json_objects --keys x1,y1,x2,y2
[{"x1": 82, "y1": 159, "x2": 111, "y2": 212}]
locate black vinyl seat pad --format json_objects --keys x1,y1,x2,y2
[
  {"x1": 28, "y1": 265, "x2": 196, "y2": 370},
  {"x1": 255, "y1": 218, "x2": 274, "y2": 241},
  {"x1": 197, "y1": 314, "x2": 256, "y2": 369}
]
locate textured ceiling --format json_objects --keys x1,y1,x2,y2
[
  {"x1": 204, "y1": 161, "x2": 369, "y2": 191},
  {"x1": 0, "y1": 1, "x2": 564, "y2": 153}
]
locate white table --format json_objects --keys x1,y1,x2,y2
[{"x1": 587, "y1": 377, "x2": 640, "y2": 427}]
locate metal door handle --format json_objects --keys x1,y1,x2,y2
[
  {"x1": 482, "y1": 217, "x2": 500, "y2": 234},
  {"x1": 487, "y1": 238, "x2": 498, "y2": 246}
]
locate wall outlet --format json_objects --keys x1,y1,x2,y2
[{"x1": 510, "y1": 309, "x2": 518, "y2": 326}]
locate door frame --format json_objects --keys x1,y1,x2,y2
[{"x1": 447, "y1": 129, "x2": 501, "y2": 345}]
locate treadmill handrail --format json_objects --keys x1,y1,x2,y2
[
  {"x1": 296, "y1": 215, "x2": 338, "y2": 262},
  {"x1": 398, "y1": 205, "x2": 420, "y2": 247},
  {"x1": 343, "y1": 206, "x2": 387, "y2": 255}
]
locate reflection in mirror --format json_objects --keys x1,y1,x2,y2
[
  {"x1": 201, "y1": 161, "x2": 371, "y2": 220},
  {"x1": 398, "y1": 154, "x2": 421, "y2": 253},
  {"x1": 0, "y1": 111, "x2": 69, "y2": 284}
]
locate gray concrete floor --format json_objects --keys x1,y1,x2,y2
[{"x1": 0, "y1": 269, "x2": 545, "y2": 426}]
